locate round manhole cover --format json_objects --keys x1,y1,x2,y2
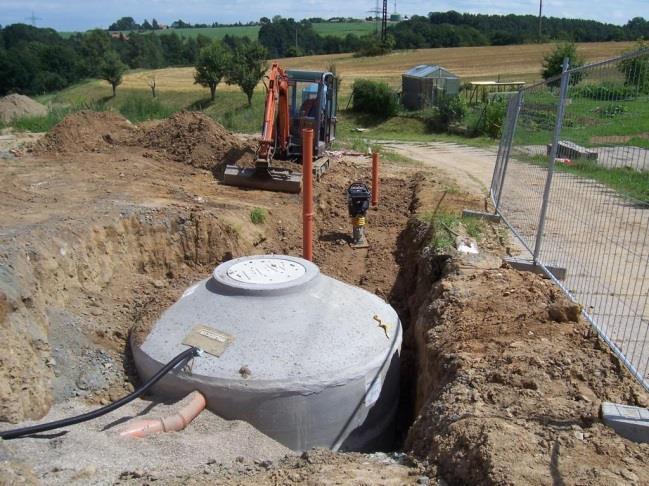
[{"x1": 226, "y1": 258, "x2": 307, "y2": 285}]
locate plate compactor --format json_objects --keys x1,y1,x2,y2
[{"x1": 223, "y1": 64, "x2": 338, "y2": 193}]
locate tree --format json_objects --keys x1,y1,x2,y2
[
  {"x1": 100, "y1": 50, "x2": 126, "y2": 96},
  {"x1": 142, "y1": 19, "x2": 153, "y2": 31},
  {"x1": 80, "y1": 29, "x2": 112, "y2": 77},
  {"x1": 171, "y1": 19, "x2": 191, "y2": 29},
  {"x1": 108, "y1": 17, "x2": 139, "y2": 31},
  {"x1": 148, "y1": 75, "x2": 157, "y2": 97},
  {"x1": 194, "y1": 41, "x2": 231, "y2": 101},
  {"x1": 152, "y1": 19, "x2": 160, "y2": 30},
  {"x1": 619, "y1": 41, "x2": 649, "y2": 93},
  {"x1": 542, "y1": 42, "x2": 583, "y2": 83},
  {"x1": 226, "y1": 41, "x2": 268, "y2": 106}
]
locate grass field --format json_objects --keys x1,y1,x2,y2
[{"x1": 59, "y1": 22, "x2": 377, "y2": 40}]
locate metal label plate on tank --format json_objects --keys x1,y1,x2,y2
[
  {"x1": 226, "y1": 258, "x2": 306, "y2": 285},
  {"x1": 182, "y1": 325, "x2": 234, "y2": 357}
]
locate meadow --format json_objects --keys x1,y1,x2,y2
[{"x1": 60, "y1": 22, "x2": 377, "y2": 40}]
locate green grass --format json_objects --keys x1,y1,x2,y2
[
  {"x1": 336, "y1": 137, "x2": 421, "y2": 165},
  {"x1": 418, "y1": 211, "x2": 486, "y2": 253},
  {"x1": 513, "y1": 89, "x2": 649, "y2": 149},
  {"x1": 337, "y1": 110, "x2": 496, "y2": 147},
  {"x1": 59, "y1": 22, "x2": 376, "y2": 41},
  {"x1": 249, "y1": 207, "x2": 267, "y2": 225},
  {"x1": 523, "y1": 154, "x2": 649, "y2": 203},
  {"x1": 118, "y1": 94, "x2": 176, "y2": 122},
  {"x1": 4, "y1": 101, "x2": 108, "y2": 132}
]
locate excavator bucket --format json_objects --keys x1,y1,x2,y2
[{"x1": 222, "y1": 164, "x2": 302, "y2": 193}]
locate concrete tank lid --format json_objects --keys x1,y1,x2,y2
[{"x1": 213, "y1": 255, "x2": 319, "y2": 294}]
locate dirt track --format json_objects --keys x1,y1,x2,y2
[{"x1": 1, "y1": 114, "x2": 649, "y2": 485}]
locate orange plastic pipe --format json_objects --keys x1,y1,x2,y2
[
  {"x1": 119, "y1": 391, "x2": 206, "y2": 438},
  {"x1": 372, "y1": 152, "x2": 380, "y2": 207},
  {"x1": 302, "y1": 129, "x2": 314, "y2": 261}
]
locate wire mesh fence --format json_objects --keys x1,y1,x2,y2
[{"x1": 491, "y1": 48, "x2": 649, "y2": 390}]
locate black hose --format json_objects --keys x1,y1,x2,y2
[{"x1": 0, "y1": 346, "x2": 200, "y2": 440}]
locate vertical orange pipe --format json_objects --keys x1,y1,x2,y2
[
  {"x1": 371, "y1": 152, "x2": 380, "y2": 208},
  {"x1": 302, "y1": 129, "x2": 314, "y2": 261}
]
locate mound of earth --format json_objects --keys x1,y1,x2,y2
[
  {"x1": 0, "y1": 94, "x2": 48, "y2": 123},
  {"x1": 133, "y1": 111, "x2": 254, "y2": 175},
  {"x1": 34, "y1": 111, "x2": 135, "y2": 154}
]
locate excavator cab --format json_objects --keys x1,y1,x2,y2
[
  {"x1": 222, "y1": 66, "x2": 337, "y2": 193},
  {"x1": 286, "y1": 70, "x2": 337, "y2": 160}
]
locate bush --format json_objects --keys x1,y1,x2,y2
[
  {"x1": 351, "y1": 79, "x2": 399, "y2": 118},
  {"x1": 353, "y1": 34, "x2": 395, "y2": 58},
  {"x1": 618, "y1": 41, "x2": 649, "y2": 94},
  {"x1": 420, "y1": 94, "x2": 466, "y2": 133},
  {"x1": 471, "y1": 100, "x2": 507, "y2": 138},
  {"x1": 598, "y1": 104, "x2": 626, "y2": 118},
  {"x1": 573, "y1": 83, "x2": 637, "y2": 101},
  {"x1": 542, "y1": 42, "x2": 584, "y2": 86}
]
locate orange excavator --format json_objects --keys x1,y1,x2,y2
[{"x1": 223, "y1": 63, "x2": 338, "y2": 193}]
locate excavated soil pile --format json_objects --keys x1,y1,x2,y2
[
  {"x1": 34, "y1": 111, "x2": 135, "y2": 154},
  {"x1": 0, "y1": 94, "x2": 48, "y2": 123},
  {"x1": 403, "y1": 247, "x2": 649, "y2": 485},
  {"x1": 133, "y1": 111, "x2": 254, "y2": 175}
]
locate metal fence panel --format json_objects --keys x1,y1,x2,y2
[{"x1": 491, "y1": 49, "x2": 649, "y2": 390}]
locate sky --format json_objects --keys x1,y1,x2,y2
[{"x1": 0, "y1": 0, "x2": 647, "y2": 32}]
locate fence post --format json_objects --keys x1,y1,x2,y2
[
  {"x1": 494, "y1": 91, "x2": 524, "y2": 213},
  {"x1": 533, "y1": 57, "x2": 571, "y2": 263}
]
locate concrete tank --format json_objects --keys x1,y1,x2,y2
[{"x1": 132, "y1": 255, "x2": 402, "y2": 451}]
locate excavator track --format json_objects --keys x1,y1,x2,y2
[{"x1": 223, "y1": 165, "x2": 302, "y2": 193}]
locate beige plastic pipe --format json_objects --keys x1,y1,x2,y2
[{"x1": 119, "y1": 391, "x2": 206, "y2": 438}]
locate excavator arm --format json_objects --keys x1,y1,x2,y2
[{"x1": 257, "y1": 63, "x2": 290, "y2": 165}]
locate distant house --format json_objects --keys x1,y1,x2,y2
[
  {"x1": 109, "y1": 31, "x2": 129, "y2": 40},
  {"x1": 401, "y1": 64, "x2": 460, "y2": 110}
]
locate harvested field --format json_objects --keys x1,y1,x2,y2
[
  {"x1": 121, "y1": 42, "x2": 636, "y2": 95},
  {"x1": 1, "y1": 112, "x2": 648, "y2": 484}
]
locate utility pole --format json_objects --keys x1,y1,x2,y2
[
  {"x1": 25, "y1": 11, "x2": 41, "y2": 26},
  {"x1": 538, "y1": 0, "x2": 543, "y2": 42},
  {"x1": 381, "y1": 0, "x2": 388, "y2": 41}
]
